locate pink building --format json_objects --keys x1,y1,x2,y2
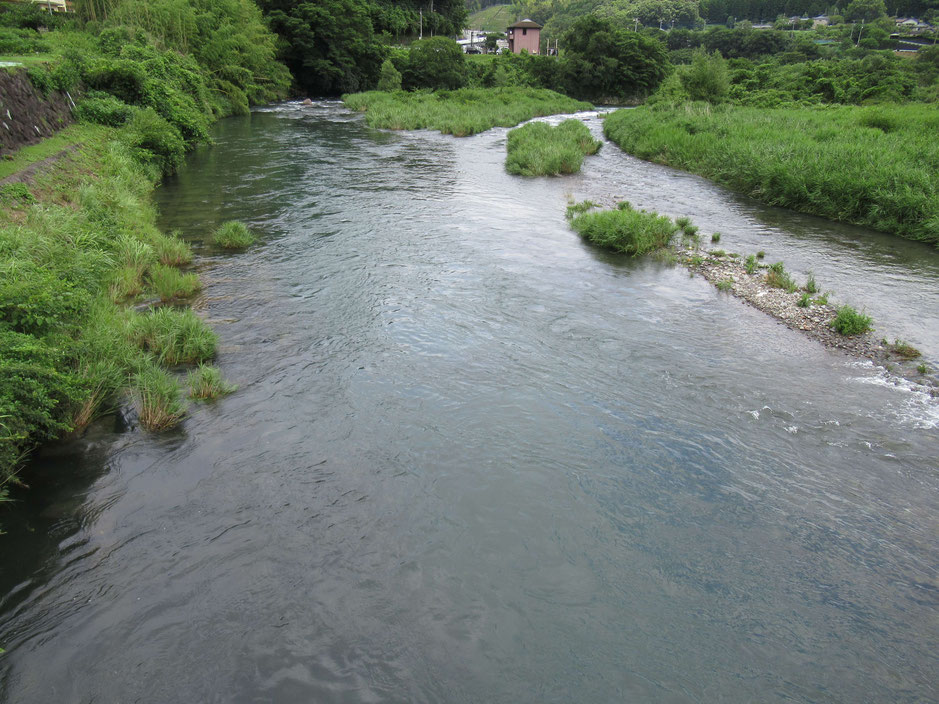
[{"x1": 506, "y1": 19, "x2": 542, "y2": 54}]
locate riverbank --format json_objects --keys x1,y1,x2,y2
[
  {"x1": 603, "y1": 103, "x2": 939, "y2": 246},
  {"x1": 0, "y1": 121, "x2": 222, "y2": 491}
]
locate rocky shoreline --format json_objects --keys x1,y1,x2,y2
[{"x1": 676, "y1": 244, "x2": 939, "y2": 396}]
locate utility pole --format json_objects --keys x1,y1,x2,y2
[
  {"x1": 634, "y1": 17, "x2": 639, "y2": 32},
  {"x1": 419, "y1": 9, "x2": 423, "y2": 40},
  {"x1": 856, "y1": 19, "x2": 864, "y2": 46}
]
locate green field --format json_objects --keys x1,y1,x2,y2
[
  {"x1": 604, "y1": 104, "x2": 939, "y2": 246},
  {"x1": 467, "y1": 4, "x2": 516, "y2": 32}
]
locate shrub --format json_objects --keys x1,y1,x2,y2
[
  {"x1": 212, "y1": 220, "x2": 255, "y2": 249},
  {"x1": 831, "y1": 305, "x2": 873, "y2": 335},
  {"x1": 121, "y1": 108, "x2": 186, "y2": 175},
  {"x1": 403, "y1": 37, "x2": 466, "y2": 91},
  {"x1": 377, "y1": 59, "x2": 402, "y2": 92},
  {"x1": 188, "y1": 364, "x2": 237, "y2": 400},
  {"x1": 132, "y1": 365, "x2": 186, "y2": 431},
  {"x1": 569, "y1": 203, "x2": 679, "y2": 255},
  {"x1": 132, "y1": 307, "x2": 217, "y2": 365},
  {"x1": 75, "y1": 91, "x2": 136, "y2": 127},
  {"x1": 680, "y1": 49, "x2": 730, "y2": 103}
]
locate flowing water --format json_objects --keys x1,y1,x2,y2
[{"x1": 1, "y1": 103, "x2": 938, "y2": 703}]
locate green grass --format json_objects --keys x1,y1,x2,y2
[
  {"x1": 797, "y1": 292, "x2": 811, "y2": 307},
  {"x1": 131, "y1": 307, "x2": 217, "y2": 365},
  {"x1": 711, "y1": 232, "x2": 721, "y2": 243},
  {"x1": 890, "y1": 339, "x2": 921, "y2": 359},
  {"x1": 831, "y1": 305, "x2": 873, "y2": 336},
  {"x1": 805, "y1": 271, "x2": 819, "y2": 294},
  {"x1": 188, "y1": 364, "x2": 237, "y2": 400},
  {"x1": 567, "y1": 201, "x2": 679, "y2": 256},
  {"x1": 744, "y1": 254, "x2": 757, "y2": 274},
  {"x1": 0, "y1": 124, "x2": 109, "y2": 181},
  {"x1": 132, "y1": 365, "x2": 186, "y2": 431},
  {"x1": 343, "y1": 87, "x2": 592, "y2": 137},
  {"x1": 765, "y1": 262, "x2": 799, "y2": 293},
  {"x1": 466, "y1": 5, "x2": 516, "y2": 32},
  {"x1": 212, "y1": 220, "x2": 255, "y2": 249},
  {"x1": 604, "y1": 104, "x2": 939, "y2": 245},
  {"x1": 148, "y1": 264, "x2": 201, "y2": 302},
  {"x1": 152, "y1": 232, "x2": 193, "y2": 266},
  {"x1": 716, "y1": 279, "x2": 733, "y2": 291},
  {"x1": 505, "y1": 119, "x2": 601, "y2": 176},
  {"x1": 917, "y1": 363, "x2": 929, "y2": 374}
]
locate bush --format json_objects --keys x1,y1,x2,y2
[
  {"x1": 568, "y1": 202, "x2": 679, "y2": 255},
  {"x1": 680, "y1": 49, "x2": 730, "y2": 103},
  {"x1": 212, "y1": 220, "x2": 255, "y2": 249},
  {"x1": 403, "y1": 37, "x2": 466, "y2": 90},
  {"x1": 377, "y1": 58, "x2": 402, "y2": 92},
  {"x1": 121, "y1": 108, "x2": 186, "y2": 175},
  {"x1": 75, "y1": 91, "x2": 136, "y2": 127},
  {"x1": 831, "y1": 305, "x2": 873, "y2": 335}
]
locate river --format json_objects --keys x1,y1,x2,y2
[{"x1": 1, "y1": 102, "x2": 937, "y2": 703}]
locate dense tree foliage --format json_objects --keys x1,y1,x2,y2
[
  {"x1": 560, "y1": 15, "x2": 670, "y2": 100},
  {"x1": 512, "y1": 0, "x2": 939, "y2": 36},
  {"x1": 402, "y1": 37, "x2": 466, "y2": 90}
]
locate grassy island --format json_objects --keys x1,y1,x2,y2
[
  {"x1": 505, "y1": 119, "x2": 601, "y2": 177},
  {"x1": 342, "y1": 88, "x2": 593, "y2": 137},
  {"x1": 603, "y1": 104, "x2": 939, "y2": 246}
]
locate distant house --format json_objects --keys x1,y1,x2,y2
[{"x1": 507, "y1": 19, "x2": 541, "y2": 55}]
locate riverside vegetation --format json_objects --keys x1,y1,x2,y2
[
  {"x1": 505, "y1": 119, "x2": 601, "y2": 176},
  {"x1": 343, "y1": 88, "x2": 591, "y2": 137},
  {"x1": 0, "y1": 0, "x2": 282, "y2": 494}
]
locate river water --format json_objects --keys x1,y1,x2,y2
[{"x1": 1, "y1": 103, "x2": 937, "y2": 703}]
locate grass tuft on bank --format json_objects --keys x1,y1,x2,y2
[
  {"x1": 567, "y1": 201, "x2": 679, "y2": 256},
  {"x1": 505, "y1": 119, "x2": 601, "y2": 177},
  {"x1": 603, "y1": 104, "x2": 939, "y2": 245},
  {"x1": 212, "y1": 220, "x2": 255, "y2": 249},
  {"x1": 342, "y1": 87, "x2": 593, "y2": 137}
]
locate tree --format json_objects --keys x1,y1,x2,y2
[
  {"x1": 377, "y1": 58, "x2": 402, "y2": 91},
  {"x1": 559, "y1": 15, "x2": 669, "y2": 102},
  {"x1": 402, "y1": 37, "x2": 466, "y2": 90},
  {"x1": 844, "y1": 0, "x2": 887, "y2": 22},
  {"x1": 680, "y1": 49, "x2": 730, "y2": 101},
  {"x1": 258, "y1": 0, "x2": 386, "y2": 96}
]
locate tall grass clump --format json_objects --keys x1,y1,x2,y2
[
  {"x1": 765, "y1": 262, "x2": 799, "y2": 293},
  {"x1": 603, "y1": 104, "x2": 939, "y2": 245},
  {"x1": 188, "y1": 364, "x2": 237, "y2": 400},
  {"x1": 567, "y1": 202, "x2": 679, "y2": 256},
  {"x1": 505, "y1": 119, "x2": 601, "y2": 177},
  {"x1": 212, "y1": 220, "x2": 255, "y2": 249},
  {"x1": 132, "y1": 365, "x2": 186, "y2": 430},
  {"x1": 831, "y1": 305, "x2": 873, "y2": 336},
  {"x1": 148, "y1": 264, "x2": 201, "y2": 301},
  {"x1": 151, "y1": 232, "x2": 192, "y2": 266},
  {"x1": 343, "y1": 87, "x2": 592, "y2": 137},
  {"x1": 132, "y1": 307, "x2": 217, "y2": 365}
]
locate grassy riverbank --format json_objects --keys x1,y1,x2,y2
[
  {"x1": 342, "y1": 88, "x2": 592, "y2": 137},
  {"x1": 505, "y1": 119, "x2": 601, "y2": 176},
  {"x1": 603, "y1": 104, "x2": 939, "y2": 246},
  {"x1": 0, "y1": 123, "x2": 218, "y2": 486}
]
